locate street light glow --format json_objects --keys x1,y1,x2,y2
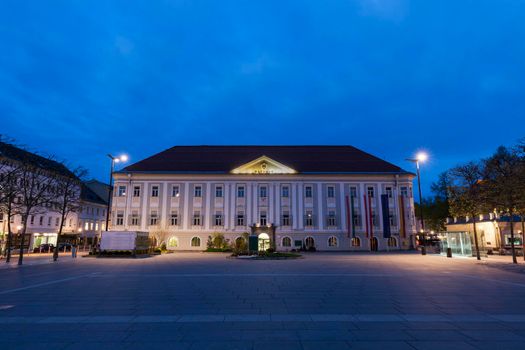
[
  {"x1": 119, "y1": 154, "x2": 128, "y2": 162},
  {"x1": 416, "y1": 152, "x2": 428, "y2": 162}
]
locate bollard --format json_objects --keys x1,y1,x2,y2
[
  {"x1": 447, "y1": 247, "x2": 452, "y2": 258},
  {"x1": 421, "y1": 246, "x2": 426, "y2": 255}
]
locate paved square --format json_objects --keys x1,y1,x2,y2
[{"x1": 1, "y1": 252, "x2": 525, "y2": 349}]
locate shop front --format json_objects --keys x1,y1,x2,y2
[{"x1": 438, "y1": 231, "x2": 473, "y2": 257}]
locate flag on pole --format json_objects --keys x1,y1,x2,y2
[
  {"x1": 381, "y1": 194, "x2": 391, "y2": 238},
  {"x1": 345, "y1": 195, "x2": 351, "y2": 238},
  {"x1": 364, "y1": 194, "x2": 369, "y2": 238}
]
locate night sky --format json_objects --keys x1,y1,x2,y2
[{"x1": 1, "y1": 1, "x2": 524, "y2": 197}]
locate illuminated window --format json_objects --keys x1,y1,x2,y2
[
  {"x1": 351, "y1": 237, "x2": 360, "y2": 247},
  {"x1": 172, "y1": 186, "x2": 180, "y2": 197},
  {"x1": 305, "y1": 210, "x2": 314, "y2": 226},
  {"x1": 282, "y1": 237, "x2": 292, "y2": 247},
  {"x1": 167, "y1": 236, "x2": 178, "y2": 248},
  {"x1": 118, "y1": 185, "x2": 126, "y2": 197},
  {"x1": 328, "y1": 236, "x2": 338, "y2": 247}
]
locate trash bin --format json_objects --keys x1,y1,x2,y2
[
  {"x1": 447, "y1": 247, "x2": 452, "y2": 258},
  {"x1": 421, "y1": 246, "x2": 426, "y2": 255}
]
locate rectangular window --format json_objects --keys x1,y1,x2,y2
[
  {"x1": 305, "y1": 186, "x2": 313, "y2": 198},
  {"x1": 259, "y1": 186, "x2": 267, "y2": 198},
  {"x1": 39, "y1": 216, "x2": 44, "y2": 225},
  {"x1": 236, "y1": 213, "x2": 244, "y2": 226},
  {"x1": 116, "y1": 212, "x2": 124, "y2": 226},
  {"x1": 193, "y1": 212, "x2": 201, "y2": 226},
  {"x1": 170, "y1": 212, "x2": 178, "y2": 226},
  {"x1": 55, "y1": 217, "x2": 60, "y2": 227},
  {"x1": 151, "y1": 186, "x2": 159, "y2": 197},
  {"x1": 260, "y1": 211, "x2": 267, "y2": 225},
  {"x1": 133, "y1": 186, "x2": 140, "y2": 197},
  {"x1": 371, "y1": 210, "x2": 378, "y2": 226},
  {"x1": 400, "y1": 186, "x2": 408, "y2": 197},
  {"x1": 68, "y1": 218, "x2": 72, "y2": 227},
  {"x1": 215, "y1": 186, "x2": 223, "y2": 198},
  {"x1": 327, "y1": 211, "x2": 336, "y2": 226},
  {"x1": 84, "y1": 222, "x2": 89, "y2": 230},
  {"x1": 149, "y1": 211, "x2": 158, "y2": 226},
  {"x1": 305, "y1": 210, "x2": 314, "y2": 226},
  {"x1": 353, "y1": 213, "x2": 361, "y2": 227},
  {"x1": 215, "y1": 213, "x2": 223, "y2": 226},
  {"x1": 367, "y1": 187, "x2": 375, "y2": 198},
  {"x1": 282, "y1": 211, "x2": 290, "y2": 226},
  {"x1": 172, "y1": 185, "x2": 180, "y2": 197},
  {"x1": 30, "y1": 215, "x2": 35, "y2": 225},
  {"x1": 118, "y1": 185, "x2": 126, "y2": 197},
  {"x1": 281, "y1": 186, "x2": 289, "y2": 198},
  {"x1": 237, "y1": 186, "x2": 245, "y2": 198},
  {"x1": 327, "y1": 186, "x2": 335, "y2": 198},
  {"x1": 131, "y1": 212, "x2": 140, "y2": 226},
  {"x1": 385, "y1": 187, "x2": 393, "y2": 198},
  {"x1": 48, "y1": 217, "x2": 52, "y2": 226},
  {"x1": 350, "y1": 186, "x2": 357, "y2": 199},
  {"x1": 194, "y1": 186, "x2": 202, "y2": 197},
  {"x1": 389, "y1": 211, "x2": 396, "y2": 226}
]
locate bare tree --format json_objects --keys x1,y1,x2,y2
[
  {"x1": 51, "y1": 166, "x2": 86, "y2": 261},
  {"x1": 16, "y1": 161, "x2": 55, "y2": 265},
  {"x1": 484, "y1": 146, "x2": 525, "y2": 264},
  {"x1": 0, "y1": 159, "x2": 23, "y2": 262},
  {"x1": 447, "y1": 162, "x2": 487, "y2": 260}
]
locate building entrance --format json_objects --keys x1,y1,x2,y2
[
  {"x1": 370, "y1": 237, "x2": 378, "y2": 251},
  {"x1": 258, "y1": 233, "x2": 270, "y2": 251}
]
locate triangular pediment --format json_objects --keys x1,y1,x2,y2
[{"x1": 231, "y1": 155, "x2": 296, "y2": 175}]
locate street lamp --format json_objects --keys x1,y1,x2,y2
[
  {"x1": 406, "y1": 152, "x2": 428, "y2": 234},
  {"x1": 105, "y1": 154, "x2": 128, "y2": 232}
]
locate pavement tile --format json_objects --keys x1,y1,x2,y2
[{"x1": 408, "y1": 341, "x2": 477, "y2": 350}]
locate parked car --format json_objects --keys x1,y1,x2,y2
[
  {"x1": 58, "y1": 243, "x2": 73, "y2": 252},
  {"x1": 33, "y1": 243, "x2": 54, "y2": 253}
]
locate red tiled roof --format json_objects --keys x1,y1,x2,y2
[{"x1": 121, "y1": 146, "x2": 409, "y2": 174}]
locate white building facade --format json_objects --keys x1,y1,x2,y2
[{"x1": 111, "y1": 146, "x2": 417, "y2": 251}]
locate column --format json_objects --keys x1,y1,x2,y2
[
  {"x1": 317, "y1": 182, "x2": 323, "y2": 231},
  {"x1": 224, "y1": 183, "x2": 230, "y2": 230},
  {"x1": 252, "y1": 183, "x2": 258, "y2": 225},
  {"x1": 246, "y1": 183, "x2": 252, "y2": 226},
  {"x1": 298, "y1": 183, "x2": 304, "y2": 230},
  {"x1": 183, "y1": 182, "x2": 190, "y2": 230},
  {"x1": 268, "y1": 182, "x2": 274, "y2": 224},
  {"x1": 230, "y1": 183, "x2": 236, "y2": 229},
  {"x1": 291, "y1": 183, "x2": 298, "y2": 230},
  {"x1": 161, "y1": 181, "x2": 169, "y2": 229},
  {"x1": 141, "y1": 182, "x2": 148, "y2": 231},
  {"x1": 205, "y1": 182, "x2": 211, "y2": 230},
  {"x1": 339, "y1": 183, "x2": 346, "y2": 231},
  {"x1": 275, "y1": 183, "x2": 281, "y2": 227}
]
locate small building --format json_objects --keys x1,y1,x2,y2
[
  {"x1": 445, "y1": 214, "x2": 525, "y2": 254},
  {"x1": 77, "y1": 182, "x2": 109, "y2": 248}
]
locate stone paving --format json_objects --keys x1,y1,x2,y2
[{"x1": 1, "y1": 252, "x2": 525, "y2": 349}]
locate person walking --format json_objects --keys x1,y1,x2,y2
[{"x1": 71, "y1": 244, "x2": 77, "y2": 258}]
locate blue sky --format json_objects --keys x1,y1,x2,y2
[{"x1": 1, "y1": 0, "x2": 524, "y2": 196}]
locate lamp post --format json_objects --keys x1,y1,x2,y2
[
  {"x1": 105, "y1": 154, "x2": 128, "y2": 233},
  {"x1": 406, "y1": 152, "x2": 428, "y2": 235}
]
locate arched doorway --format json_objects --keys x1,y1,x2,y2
[
  {"x1": 258, "y1": 233, "x2": 270, "y2": 251},
  {"x1": 370, "y1": 237, "x2": 378, "y2": 251},
  {"x1": 305, "y1": 236, "x2": 315, "y2": 250}
]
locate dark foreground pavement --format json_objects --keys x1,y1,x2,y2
[{"x1": 1, "y1": 252, "x2": 525, "y2": 350}]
